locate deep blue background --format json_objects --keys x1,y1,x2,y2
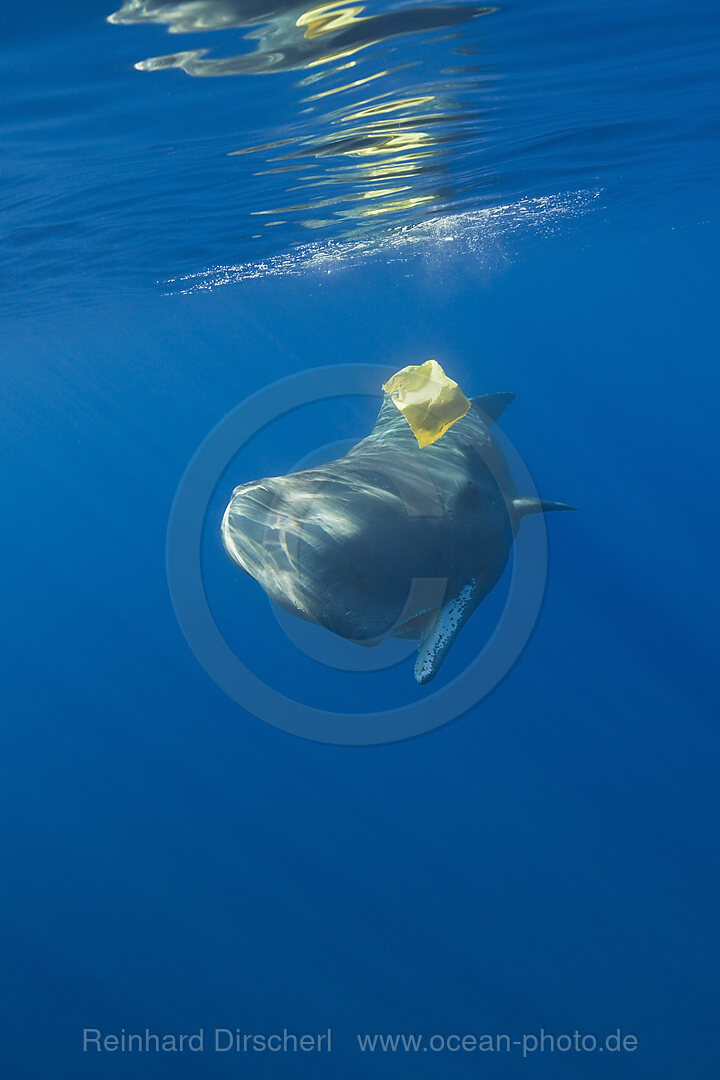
[{"x1": 2, "y1": 0, "x2": 719, "y2": 1077}]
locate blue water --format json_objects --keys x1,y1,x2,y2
[{"x1": 2, "y1": 0, "x2": 719, "y2": 1076}]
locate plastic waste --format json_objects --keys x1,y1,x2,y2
[{"x1": 382, "y1": 359, "x2": 470, "y2": 448}]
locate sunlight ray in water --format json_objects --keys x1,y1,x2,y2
[
  {"x1": 108, "y1": 0, "x2": 496, "y2": 236},
  {"x1": 164, "y1": 190, "x2": 601, "y2": 294}
]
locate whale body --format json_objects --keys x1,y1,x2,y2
[{"x1": 221, "y1": 392, "x2": 573, "y2": 683}]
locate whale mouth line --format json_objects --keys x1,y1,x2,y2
[{"x1": 162, "y1": 189, "x2": 601, "y2": 295}]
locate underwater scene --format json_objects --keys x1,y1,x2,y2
[{"x1": 2, "y1": 0, "x2": 719, "y2": 1075}]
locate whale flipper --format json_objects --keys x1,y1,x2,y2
[
  {"x1": 512, "y1": 497, "x2": 577, "y2": 517},
  {"x1": 414, "y1": 578, "x2": 489, "y2": 685}
]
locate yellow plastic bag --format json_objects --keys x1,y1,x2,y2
[{"x1": 383, "y1": 359, "x2": 470, "y2": 448}]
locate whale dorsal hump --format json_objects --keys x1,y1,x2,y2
[{"x1": 472, "y1": 392, "x2": 515, "y2": 424}]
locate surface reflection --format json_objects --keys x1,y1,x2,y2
[{"x1": 109, "y1": 0, "x2": 495, "y2": 235}]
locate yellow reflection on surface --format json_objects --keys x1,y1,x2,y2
[
  {"x1": 342, "y1": 95, "x2": 436, "y2": 121},
  {"x1": 347, "y1": 159, "x2": 426, "y2": 178},
  {"x1": 297, "y1": 3, "x2": 368, "y2": 39},
  {"x1": 304, "y1": 41, "x2": 381, "y2": 67},
  {"x1": 109, "y1": 0, "x2": 494, "y2": 234},
  {"x1": 303, "y1": 68, "x2": 386, "y2": 101},
  {"x1": 358, "y1": 194, "x2": 435, "y2": 217},
  {"x1": 359, "y1": 186, "x2": 411, "y2": 199},
  {"x1": 342, "y1": 131, "x2": 437, "y2": 157}
]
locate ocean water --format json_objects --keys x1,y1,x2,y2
[{"x1": 2, "y1": 0, "x2": 719, "y2": 1076}]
